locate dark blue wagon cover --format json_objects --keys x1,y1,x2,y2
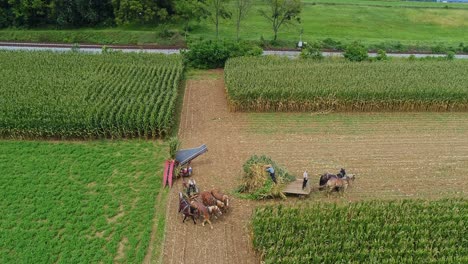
[{"x1": 175, "y1": 144, "x2": 208, "y2": 166}]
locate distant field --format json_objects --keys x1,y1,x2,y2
[
  {"x1": 252, "y1": 199, "x2": 468, "y2": 263},
  {"x1": 199, "y1": 1, "x2": 468, "y2": 47},
  {"x1": 225, "y1": 57, "x2": 468, "y2": 112},
  {"x1": 303, "y1": 0, "x2": 468, "y2": 8},
  {"x1": 0, "y1": 0, "x2": 467, "y2": 51},
  {"x1": 0, "y1": 51, "x2": 183, "y2": 138},
  {"x1": 0, "y1": 140, "x2": 168, "y2": 263}
]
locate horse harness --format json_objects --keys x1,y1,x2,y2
[{"x1": 180, "y1": 200, "x2": 194, "y2": 216}]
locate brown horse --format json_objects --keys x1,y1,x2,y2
[
  {"x1": 319, "y1": 169, "x2": 353, "y2": 190},
  {"x1": 211, "y1": 189, "x2": 229, "y2": 211},
  {"x1": 190, "y1": 200, "x2": 222, "y2": 229},
  {"x1": 319, "y1": 173, "x2": 337, "y2": 190},
  {"x1": 200, "y1": 191, "x2": 225, "y2": 209},
  {"x1": 178, "y1": 192, "x2": 197, "y2": 224},
  {"x1": 325, "y1": 175, "x2": 355, "y2": 197}
]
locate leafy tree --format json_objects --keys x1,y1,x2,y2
[
  {"x1": 6, "y1": 0, "x2": 52, "y2": 27},
  {"x1": 375, "y1": 49, "x2": 388, "y2": 61},
  {"x1": 112, "y1": 0, "x2": 169, "y2": 25},
  {"x1": 446, "y1": 51, "x2": 455, "y2": 60},
  {"x1": 259, "y1": 0, "x2": 302, "y2": 41},
  {"x1": 343, "y1": 41, "x2": 368, "y2": 62},
  {"x1": 0, "y1": 0, "x2": 13, "y2": 28},
  {"x1": 234, "y1": 0, "x2": 252, "y2": 41},
  {"x1": 52, "y1": 0, "x2": 114, "y2": 27},
  {"x1": 173, "y1": 0, "x2": 207, "y2": 39},
  {"x1": 182, "y1": 39, "x2": 262, "y2": 69},
  {"x1": 204, "y1": 0, "x2": 231, "y2": 39},
  {"x1": 300, "y1": 41, "x2": 323, "y2": 60}
]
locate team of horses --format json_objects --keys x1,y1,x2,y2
[
  {"x1": 319, "y1": 168, "x2": 356, "y2": 197},
  {"x1": 178, "y1": 178, "x2": 229, "y2": 229}
]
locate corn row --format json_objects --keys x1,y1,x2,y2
[
  {"x1": 225, "y1": 57, "x2": 468, "y2": 112},
  {"x1": 252, "y1": 199, "x2": 468, "y2": 263},
  {"x1": 0, "y1": 51, "x2": 184, "y2": 139}
]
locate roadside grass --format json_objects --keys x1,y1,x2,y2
[
  {"x1": 303, "y1": 0, "x2": 468, "y2": 8},
  {"x1": 0, "y1": 28, "x2": 184, "y2": 46},
  {"x1": 186, "y1": 69, "x2": 223, "y2": 80},
  {"x1": 0, "y1": 140, "x2": 168, "y2": 263},
  {"x1": 1, "y1": 0, "x2": 467, "y2": 51}
]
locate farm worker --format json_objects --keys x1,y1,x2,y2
[
  {"x1": 187, "y1": 178, "x2": 197, "y2": 196},
  {"x1": 338, "y1": 168, "x2": 346, "y2": 178},
  {"x1": 265, "y1": 165, "x2": 277, "y2": 184},
  {"x1": 302, "y1": 170, "x2": 309, "y2": 190}
]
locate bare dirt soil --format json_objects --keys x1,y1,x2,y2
[
  {"x1": 162, "y1": 70, "x2": 260, "y2": 264},
  {"x1": 162, "y1": 70, "x2": 468, "y2": 264}
]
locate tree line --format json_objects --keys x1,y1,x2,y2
[
  {"x1": 0, "y1": 0, "x2": 301, "y2": 41},
  {"x1": 0, "y1": 0, "x2": 173, "y2": 28}
]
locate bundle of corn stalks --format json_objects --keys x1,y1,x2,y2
[
  {"x1": 168, "y1": 137, "x2": 180, "y2": 159},
  {"x1": 237, "y1": 155, "x2": 294, "y2": 199}
]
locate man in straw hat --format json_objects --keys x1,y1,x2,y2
[{"x1": 264, "y1": 164, "x2": 277, "y2": 184}]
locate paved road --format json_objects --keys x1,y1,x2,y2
[{"x1": 1, "y1": 42, "x2": 467, "y2": 59}]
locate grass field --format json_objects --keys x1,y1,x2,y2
[
  {"x1": 225, "y1": 57, "x2": 468, "y2": 112},
  {"x1": 0, "y1": 140, "x2": 168, "y2": 263},
  {"x1": 252, "y1": 199, "x2": 468, "y2": 263},
  {"x1": 0, "y1": 51, "x2": 183, "y2": 139},
  {"x1": 304, "y1": 0, "x2": 468, "y2": 8},
  {"x1": 0, "y1": 0, "x2": 467, "y2": 51},
  {"x1": 197, "y1": 1, "x2": 468, "y2": 48}
]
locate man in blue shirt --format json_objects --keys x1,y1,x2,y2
[{"x1": 265, "y1": 165, "x2": 277, "y2": 184}]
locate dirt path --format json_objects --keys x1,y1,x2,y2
[
  {"x1": 162, "y1": 70, "x2": 468, "y2": 264},
  {"x1": 162, "y1": 70, "x2": 260, "y2": 264}
]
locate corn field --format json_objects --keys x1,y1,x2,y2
[
  {"x1": 252, "y1": 199, "x2": 468, "y2": 263},
  {"x1": 0, "y1": 51, "x2": 184, "y2": 139},
  {"x1": 225, "y1": 57, "x2": 468, "y2": 112}
]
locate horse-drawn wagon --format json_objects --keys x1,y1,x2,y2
[{"x1": 163, "y1": 144, "x2": 208, "y2": 187}]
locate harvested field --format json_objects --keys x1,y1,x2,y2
[{"x1": 163, "y1": 70, "x2": 468, "y2": 263}]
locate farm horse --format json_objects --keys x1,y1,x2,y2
[
  {"x1": 190, "y1": 200, "x2": 222, "y2": 229},
  {"x1": 324, "y1": 175, "x2": 355, "y2": 197},
  {"x1": 200, "y1": 191, "x2": 225, "y2": 210},
  {"x1": 211, "y1": 189, "x2": 229, "y2": 212},
  {"x1": 178, "y1": 192, "x2": 197, "y2": 224},
  {"x1": 318, "y1": 168, "x2": 349, "y2": 190}
]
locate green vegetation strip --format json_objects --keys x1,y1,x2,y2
[
  {"x1": 0, "y1": 140, "x2": 168, "y2": 263},
  {"x1": 2, "y1": 0, "x2": 468, "y2": 52},
  {"x1": 0, "y1": 51, "x2": 184, "y2": 139},
  {"x1": 303, "y1": 0, "x2": 468, "y2": 9},
  {"x1": 252, "y1": 199, "x2": 468, "y2": 263},
  {"x1": 225, "y1": 57, "x2": 468, "y2": 112}
]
